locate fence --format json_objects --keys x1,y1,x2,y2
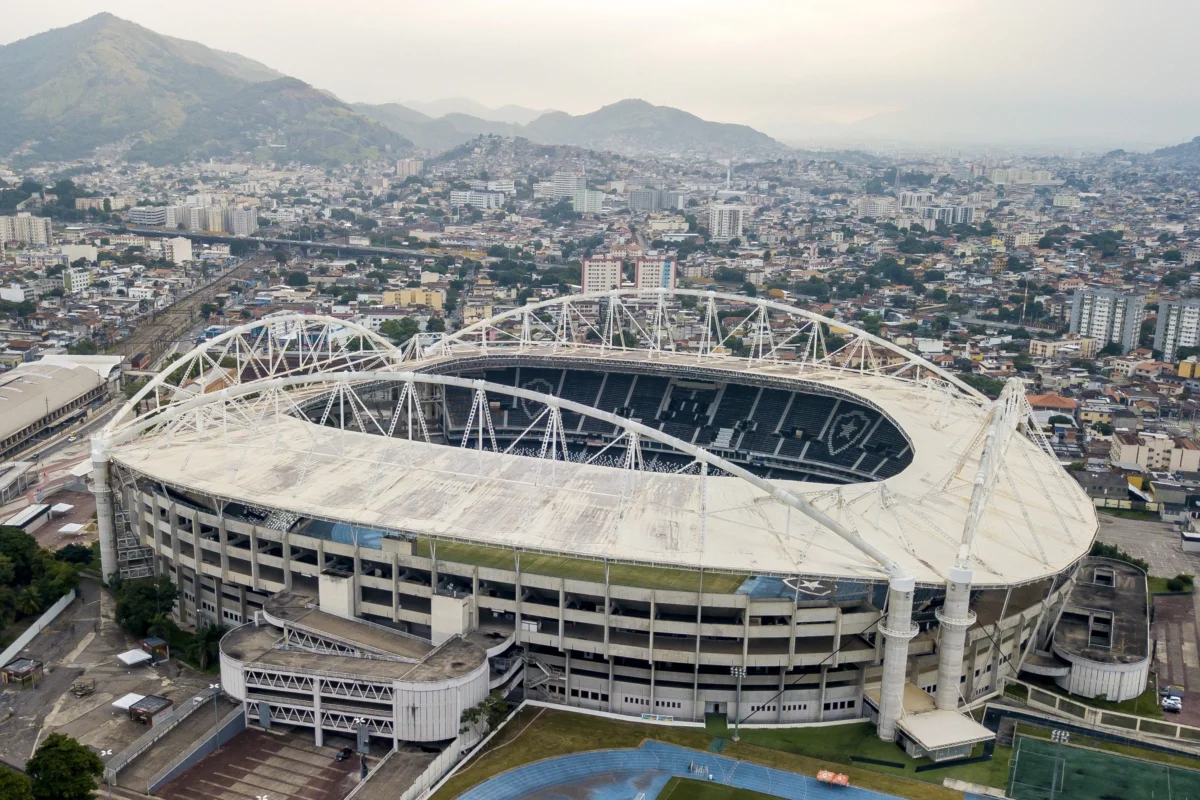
[
  {"x1": 104, "y1": 686, "x2": 220, "y2": 783},
  {"x1": 0, "y1": 589, "x2": 77, "y2": 668},
  {"x1": 145, "y1": 705, "x2": 245, "y2": 794},
  {"x1": 1003, "y1": 676, "x2": 1200, "y2": 746}
]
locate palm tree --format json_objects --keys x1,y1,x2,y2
[
  {"x1": 187, "y1": 625, "x2": 225, "y2": 671},
  {"x1": 16, "y1": 587, "x2": 42, "y2": 617}
]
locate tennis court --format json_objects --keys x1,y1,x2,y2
[{"x1": 1008, "y1": 734, "x2": 1200, "y2": 800}]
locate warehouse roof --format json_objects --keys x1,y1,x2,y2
[{"x1": 0, "y1": 362, "x2": 103, "y2": 442}]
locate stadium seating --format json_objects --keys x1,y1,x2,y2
[{"x1": 435, "y1": 366, "x2": 913, "y2": 482}]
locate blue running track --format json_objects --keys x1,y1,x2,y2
[{"x1": 457, "y1": 739, "x2": 926, "y2": 799}]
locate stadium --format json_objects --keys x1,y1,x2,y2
[{"x1": 91, "y1": 289, "x2": 1097, "y2": 763}]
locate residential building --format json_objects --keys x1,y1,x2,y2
[
  {"x1": 396, "y1": 159, "x2": 424, "y2": 178},
  {"x1": 1053, "y1": 194, "x2": 1081, "y2": 209},
  {"x1": 1004, "y1": 232, "x2": 1040, "y2": 248},
  {"x1": 581, "y1": 257, "x2": 623, "y2": 293},
  {"x1": 1028, "y1": 335, "x2": 1098, "y2": 360},
  {"x1": 449, "y1": 191, "x2": 504, "y2": 210},
  {"x1": 708, "y1": 205, "x2": 747, "y2": 241},
  {"x1": 571, "y1": 190, "x2": 605, "y2": 214},
  {"x1": 382, "y1": 288, "x2": 444, "y2": 311},
  {"x1": 552, "y1": 171, "x2": 587, "y2": 199},
  {"x1": 1069, "y1": 289, "x2": 1145, "y2": 355},
  {"x1": 856, "y1": 196, "x2": 897, "y2": 217},
  {"x1": 62, "y1": 268, "x2": 92, "y2": 295},
  {"x1": 163, "y1": 237, "x2": 193, "y2": 266},
  {"x1": 0, "y1": 213, "x2": 52, "y2": 246},
  {"x1": 634, "y1": 256, "x2": 676, "y2": 290},
  {"x1": 1154, "y1": 299, "x2": 1200, "y2": 363},
  {"x1": 1111, "y1": 431, "x2": 1200, "y2": 473},
  {"x1": 226, "y1": 207, "x2": 258, "y2": 237},
  {"x1": 920, "y1": 206, "x2": 974, "y2": 225},
  {"x1": 628, "y1": 189, "x2": 661, "y2": 213},
  {"x1": 898, "y1": 191, "x2": 935, "y2": 210}
]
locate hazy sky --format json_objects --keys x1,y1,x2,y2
[{"x1": 4, "y1": 0, "x2": 1199, "y2": 148}]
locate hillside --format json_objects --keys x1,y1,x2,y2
[
  {"x1": 357, "y1": 98, "x2": 785, "y2": 156},
  {"x1": 1153, "y1": 136, "x2": 1200, "y2": 160},
  {"x1": 0, "y1": 13, "x2": 408, "y2": 163},
  {"x1": 404, "y1": 98, "x2": 552, "y2": 125}
]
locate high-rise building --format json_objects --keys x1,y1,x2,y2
[
  {"x1": 920, "y1": 206, "x2": 975, "y2": 225},
  {"x1": 571, "y1": 190, "x2": 605, "y2": 214},
  {"x1": 707, "y1": 205, "x2": 746, "y2": 241},
  {"x1": 634, "y1": 256, "x2": 676, "y2": 290},
  {"x1": 1069, "y1": 289, "x2": 1145, "y2": 355},
  {"x1": 856, "y1": 196, "x2": 897, "y2": 217},
  {"x1": 396, "y1": 159, "x2": 424, "y2": 178},
  {"x1": 628, "y1": 189, "x2": 661, "y2": 213},
  {"x1": 580, "y1": 257, "x2": 623, "y2": 293},
  {"x1": 897, "y1": 191, "x2": 935, "y2": 210},
  {"x1": 552, "y1": 171, "x2": 587, "y2": 199},
  {"x1": 0, "y1": 213, "x2": 53, "y2": 246},
  {"x1": 449, "y1": 191, "x2": 505, "y2": 209},
  {"x1": 1155, "y1": 299, "x2": 1200, "y2": 362},
  {"x1": 226, "y1": 207, "x2": 259, "y2": 237}
]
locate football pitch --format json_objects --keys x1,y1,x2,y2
[{"x1": 1008, "y1": 734, "x2": 1200, "y2": 800}]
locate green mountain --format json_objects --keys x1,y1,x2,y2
[
  {"x1": 0, "y1": 13, "x2": 409, "y2": 164},
  {"x1": 356, "y1": 97, "x2": 785, "y2": 156},
  {"x1": 1153, "y1": 136, "x2": 1200, "y2": 160}
]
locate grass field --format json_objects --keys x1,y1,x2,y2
[
  {"x1": 1008, "y1": 734, "x2": 1200, "y2": 800},
  {"x1": 658, "y1": 776, "x2": 778, "y2": 799},
  {"x1": 416, "y1": 537, "x2": 748, "y2": 593},
  {"x1": 1017, "y1": 724, "x2": 1200, "y2": 772},
  {"x1": 1019, "y1": 675, "x2": 1164, "y2": 719},
  {"x1": 432, "y1": 708, "x2": 965, "y2": 800}
]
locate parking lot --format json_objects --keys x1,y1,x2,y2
[{"x1": 1097, "y1": 514, "x2": 1199, "y2": 578}]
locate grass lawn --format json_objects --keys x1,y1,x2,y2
[
  {"x1": 417, "y1": 537, "x2": 747, "y2": 594},
  {"x1": 659, "y1": 777, "x2": 777, "y2": 799},
  {"x1": 1020, "y1": 675, "x2": 1164, "y2": 719},
  {"x1": 432, "y1": 708, "x2": 966, "y2": 800},
  {"x1": 708, "y1": 716, "x2": 1011, "y2": 791},
  {"x1": 1148, "y1": 575, "x2": 1194, "y2": 596}
]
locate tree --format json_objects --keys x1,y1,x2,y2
[
  {"x1": 187, "y1": 625, "x2": 226, "y2": 670},
  {"x1": 426, "y1": 317, "x2": 446, "y2": 333},
  {"x1": 26, "y1": 733, "x2": 103, "y2": 800},
  {"x1": 111, "y1": 576, "x2": 179, "y2": 635},
  {"x1": 1048, "y1": 414, "x2": 1074, "y2": 426},
  {"x1": 199, "y1": 303, "x2": 218, "y2": 320},
  {"x1": 285, "y1": 271, "x2": 309, "y2": 287},
  {"x1": 460, "y1": 691, "x2": 511, "y2": 734},
  {"x1": 1099, "y1": 341, "x2": 1124, "y2": 356},
  {"x1": 0, "y1": 769, "x2": 32, "y2": 800},
  {"x1": 55, "y1": 543, "x2": 93, "y2": 565},
  {"x1": 68, "y1": 339, "x2": 98, "y2": 355},
  {"x1": 379, "y1": 317, "x2": 420, "y2": 346},
  {"x1": 16, "y1": 587, "x2": 42, "y2": 616}
]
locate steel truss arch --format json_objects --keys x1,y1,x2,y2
[
  {"x1": 105, "y1": 313, "x2": 400, "y2": 436},
  {"x1": 426, "y1": 288, "x2": 987, "y2": 403},
  {"x1": 104, "y1": 369, "x2": 910, "y2": 580}
]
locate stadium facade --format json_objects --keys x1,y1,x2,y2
[{"x1": 92, "y1": 290, "x2": 1097, "y2": 762}]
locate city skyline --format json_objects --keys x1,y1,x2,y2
[{"x1": 3, "y1": 1, "x2": 1200, "y2": 150}]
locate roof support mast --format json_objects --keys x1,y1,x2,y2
[{"x1": 934, "y1": 379, "x2": 1024, "y2": 712}]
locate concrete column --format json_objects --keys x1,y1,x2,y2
[
  {"x1": 217, "y1": 517, "x2": 230, "y2": 580},
  {"x1": 91, "y1": 441, "x2": 117, "y2": 583},
  {"x1": 282, "y1": 532, "x2": 292, "y2": 591},
  {"x1": 558, "y1": 581, "x2": 566, "y2": 651},
  {"x1": 818, "y1": 666, "x2": 828, "y2": 721},
  {"x1": 608, "y1": 659, "x2": 615, "y2": 713},
  {"x1": 250, "y1": 527, "x2": 261, "y2": 591},
  {"x1": 935, "y1": 567, "x2": 976, "y2": 711},
  {"x1": 391, "y1": 552, "x2": 400, "y2": 623},
  {"x1": 313, "y1": 678, "x2": 323, "y2": 746},
  {"x1": 877, "y1": 575, "x2": 917, "y2": 742}
]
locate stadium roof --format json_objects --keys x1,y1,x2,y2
[{"x1": 109, "y1": 364, "x2": 1096, "y2": 587}]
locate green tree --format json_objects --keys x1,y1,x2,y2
[
  {"x1": 16, "y1": 587, "x2": 43, "y2": 616},
  {"x1": 112, "y1": 576, "x2": 179, "y2": 635},
  {"x1": 285, "y1": 271, "x2": 309, "y2": 287},
  {"x1": 68, "y1": 339, "x2": 98, "y2": 355},
  {"x1": 0, "y1": 769, "x2": 33, "y2": 800},
  {"x1": 26, "y1": 733, "x2": 103, "y2": 800},
  {"x1": 379, "y1": 317, "x2": 420, "y2": 345},
  {"x1": 426, "y1": 317, "x2": 446, "y2": 333},
  {"x1": 459, "y1": 691, "x2": 511, "y2": 734},
  {"x1": 186, "y1": 625, "x2": 226, "y2": 670}
]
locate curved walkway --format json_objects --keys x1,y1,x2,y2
[{"x1": 458, "y1": 740, "x2": 911, "y2": 800}]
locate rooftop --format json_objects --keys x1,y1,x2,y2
[
  {"x1": 1052, "y1": 556, "x2": 1149, "y2": 666},
  {"x1": 0, "y1": 361, "x2": 103, "y2": 442}
]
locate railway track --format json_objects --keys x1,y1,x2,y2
[{"x1": 107, "y1": 258, "x2": 264, "y2": 363}]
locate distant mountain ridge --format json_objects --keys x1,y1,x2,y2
[
  {"x1": 0, "y1": 13, "x2": 409, "y2": 164},
  {"x1": 356, "y1": 98, "x2": 785, "y2": 156},
  {"x1": 1153, "y1": 136, "x2": 1200, "y2": 159},
  {"x1": 403, "y1": 98, "x2": 552, "y2": 125}
]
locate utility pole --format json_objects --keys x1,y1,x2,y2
[{"x1": 730, "y1": 665, "x2": 746, "y2": 742}]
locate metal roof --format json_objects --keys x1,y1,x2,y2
[{"x1": 0, "y1": 362, "x2": 103, "y2": 442}]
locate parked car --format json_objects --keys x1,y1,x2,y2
[
  {"x1": 1163, "y1": 697, "x2": 1183, "y2": 713},
  {"x1": 335, "y1": 746, "x2": 355, "y2": 762}
]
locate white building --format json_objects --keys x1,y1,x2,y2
[
  {"x1": 708, "y1": 205, "x2": 747, "y2": 242},
  {"x1": 857, "y1": 196, "x2": 897, "y2": 217},
  {"x1": 580, "y1": 257, "x2": 623, "y2": 293},
  {"x1": 552, "y1": 171, "x2": 587, "y2": 199},
  {"x1": 226, "y1": 207, "x2": 258, "y2": 237},
  {"x1": 1154, "y1": 299, "x2": 1200, "y2": 362},
  {"x1": 449, "y1": 191, "x2": 505, "y2": 210},
  {"x1": 1069, "y1": 289, "x2": 1144, "y2": 355},
  {"x1": 0, "y1": 213, "x2": 53, "y2": 246},
  {"x1": 570, "y1": 190, "x2": 605, "y2": 214},
  {"x1": 163, "y1": 237, "x2": 193, "y2": 266},
  {"x1": 1053, "y1": 194, "x2": 1081, "y2": 209},
  {"x1": 634, "y1": 256, "x2": 677, "y2": 289}
]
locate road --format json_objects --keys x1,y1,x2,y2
[{"x1": 106, "y1": 258, "x2": 261, "y2": 362}]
